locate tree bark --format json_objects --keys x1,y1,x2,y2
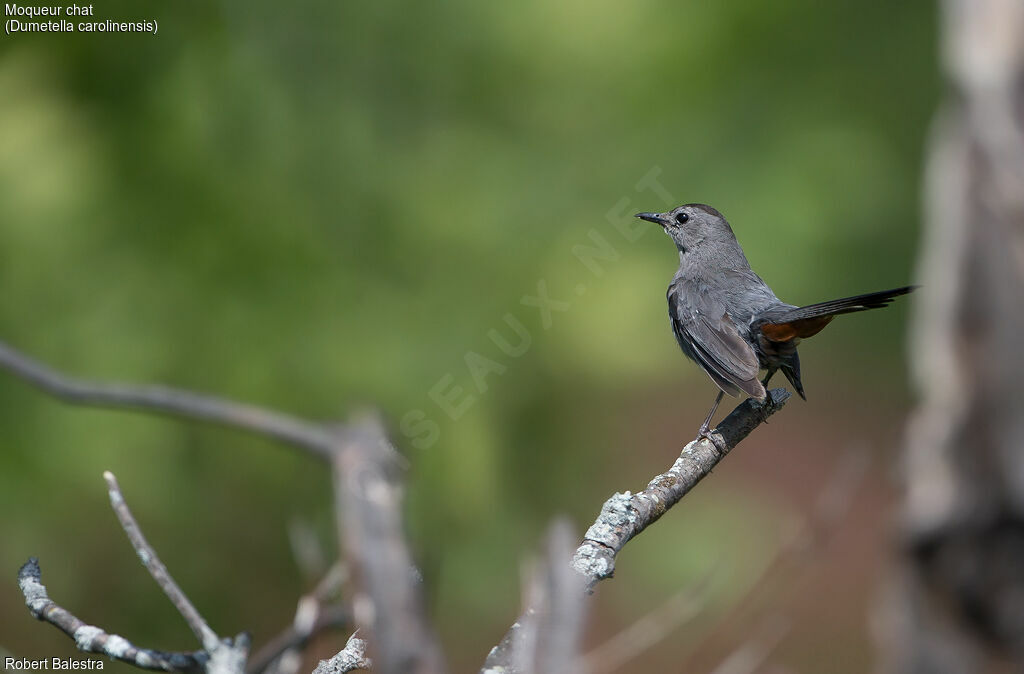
[{"x1": 884, "y1": 1, "x2": 1024, "y2": 671}]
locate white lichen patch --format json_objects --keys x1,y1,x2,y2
[
  {"x1": 72, "y1": 625, "x2": 104, "y2": 650},
  {"x1": 580, "y1": 493, "x2": 640, "y2": 544},
  {"x1": 571, "y1": 544, "x2": 612, "y2": 578},
  {"x1": 103, "y1": 634, "x2": 132, "y2": 658},
  {"x1": 18, "y1": 573, "x2": 48, "y2": 613}
]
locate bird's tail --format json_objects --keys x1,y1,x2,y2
[
  {"x1": 760, "y1": 286, "x2": 916, "y2": 342},
  {"x1": 778, "y1": 286, "x2": 916, "y2": 322}
]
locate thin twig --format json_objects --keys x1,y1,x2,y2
[
  {"x1": 104, "y1": 471, "x2": 221, "y2": 652},
  {"x1": 247, "y1": 564, "x2": 350, "y2": 674},
  {"x1": 0, "y1": 341, "x2": 431, "y2": 671},
  {"x1": 246, "y1": 605, "x2": 349, "y2": 674},
  {"x1": 0, "y1": 340, "x2": 336, "y2": 459},
  {"x1": 17, "y1": 557, "x2": 207, "y2": 672}
]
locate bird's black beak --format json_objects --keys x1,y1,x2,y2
[{"x1": 635, "y1": 212, "x2": 667, "y2": 227}]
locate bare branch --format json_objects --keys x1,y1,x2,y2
[
  {"x1": 0, "y1": 340, "x2": 336, "y2": 459},
  {"x1": 483, "y1": 390, "x2": 790, "y2": 673},
  {"x1": 1, "y1": 341, "x2": 450, "y2": 672},
  {"x1": 17, "y1": 557, "x2": 208, "y2": 672},
  {"x1": 104, "y1": 471, "x2": 221, "y2": 652},
  {"x1": 287, "y1": 518, "x2": 331, "y2": 582},
  {"x1": 18, "y1": 471, "x2": 252, "y2": 674},
  {"x1": 333, "y1": 418, "x2": 446, "y2": 674},
  {"x1": 492, "y1": 519, "x2": 588, "y2": 674},
  {"x1": 247, "y1": 565, "x2": 351, "y2": 674},
  {"x1": 572, "y1": 388, "x2": 791, "y2": 590},
  {"x1": 311, "y1": 634, "x2": 371, "y2": 674},
  {"x1": 246, "y1": 605, "x2": 349, "y2": 674},
  {"x1": 580, "y1": 449, "x2": 865, "y2": 674},
  {"x1": 532, "y1": 520, "x2": 587, "y2": 674}
]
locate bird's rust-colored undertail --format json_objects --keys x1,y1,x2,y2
[{"x1": 760, "y1": 315, "x2": 834, "y2": 342}]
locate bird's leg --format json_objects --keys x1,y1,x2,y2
[
  {"x1": 761, "y1": 366, "x2": 774, "y2": 403},
  {"x1": 697, "y1": 390, "x2": 725, "y2": 440},
  {"x1": 758, "y1": 368, "x2": 778, "y2": 421}
]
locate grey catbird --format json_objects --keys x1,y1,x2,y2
[{"x1": 636, "y1": 204, "x2": 914, "y2": 437}]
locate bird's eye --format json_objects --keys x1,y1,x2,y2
[{"x1": 675, "y1": 212, "x2": 689, "y2": 225}]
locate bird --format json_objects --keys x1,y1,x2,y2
[{"x1": 635, "y1": 204, "x2": 915, "y2": 438}]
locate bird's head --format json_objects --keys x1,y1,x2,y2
[{"x1": 635, "y1": 204, "x2": 735, "y2": 254}]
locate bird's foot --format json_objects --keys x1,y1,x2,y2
[
  {"x1": 755, "y1": 390, "x2": 776, "y2": 424},
  {"x1": 761, "y1": 389, "x2": 774, "y2": 419},
  {"x1": 695, "y1": 423, "x2": 726, "y2": 455}
]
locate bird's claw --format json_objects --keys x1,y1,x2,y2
[
  {"x1": 753, "y1": 390, "x2": 776, "y2": 424},
  {"x1": 696, "y1": 425, "x2": 726, "y2": 455}
]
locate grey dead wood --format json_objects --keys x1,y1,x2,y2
[
  {"x1": 311, "y1": 634, "x2": 371, "y2": 674},
  {"x1": 489, "y1": 519, "x2": 587, "y2": 674},
  {"x1": 333, "y1": 418, "x2": 447, "y2": 674},
  {"x1": 103, "y1": 471, "x2": 224, "y2": 654},
  {"x1": 0, "y1": 340, "x2": 335, "y2": 459},
  {"x1": 881, "y1": 0, "x2": 1024, "y2": 671},
  {"x1": 481, "y1": 389, "x2": 790, "y2": 673},
  {"x1": 16, "y1": 472, "x2": 251, "y2": 674},
  {"x1": 2, "y1": 340, "x2": 448, "y2": 673},
  {"x1": 246, "y1": 605, "x2": 350, "y2": 674},
  {"x1": 572, "y1": 388, "x2": 791, "y2": 590},
  {"x1": 17, "y1": 557, "x2": 209, "y2": 672},
  {"x1": 247, "y1": 565, "x2": 350, "y2": 674},
  {"x1": 530, "y1": 520, "x2": 587, "y2": 674}
]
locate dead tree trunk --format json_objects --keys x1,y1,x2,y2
[{"x1": 884, "y1": 1, "x2": 1024, "y2": 671}]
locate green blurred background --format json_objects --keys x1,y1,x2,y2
[{"x1": 1, "y1": 1, "x2": 935, "y2": 671}]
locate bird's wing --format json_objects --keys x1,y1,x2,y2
[{"x1": 668, "y1": 287, "x2": 765, "y2": 400}]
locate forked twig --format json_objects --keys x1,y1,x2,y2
[
  {"x1": 17, "y1": 557, "x2": 207, "y2": 672},
  {"x1": 103, "y1": 471, "x2": 221, "y2": 652}
]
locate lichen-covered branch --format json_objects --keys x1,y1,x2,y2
[
  {"x1": 0, "y1": 339, "x2": 459, "y2": 672},
  {"x1": 572, "y1": 388, "x2": 791, "y2": 589},
  {"x1": 18, "y1": 557, "x2": 209, "y2": 672},
  {"x1": 311, "y1": 634, "x2": 371, "y2": 674},
  {"x1": 482, "y1": 389, "x2": 790, "y2": 673},
  {"x1": 18, "y1": 471, "x2": 252, "y2": 674}
]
